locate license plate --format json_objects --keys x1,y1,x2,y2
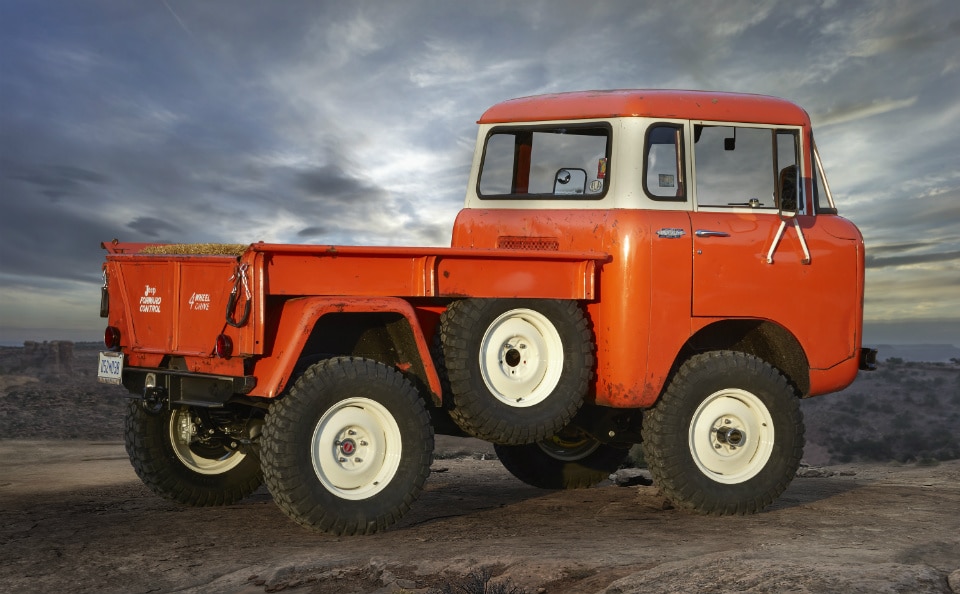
[{"x1": 97, "y1": 351, "x2": 124, "y2": 385}]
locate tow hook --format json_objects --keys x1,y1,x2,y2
[{"x1": 142, "y1": 372, "x2": 168, "y2": 414}]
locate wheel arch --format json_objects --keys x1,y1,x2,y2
[
  {"x1": 256, "y1": 297, "x2": 443, "y2": 402},
  {"x1": 681, "y1": 319, "x2": 810, "y2": 396},
  {"x1": 300, "y1": 311, "x2": 438, "y2": 397}
]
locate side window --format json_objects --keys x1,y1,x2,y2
[
  {"x1": 694, "y1": 125, "x2": 801, "y2": 210},
  {"x1": 644, "y1": 124, "x2": 685, "y2": 201},
  {"x1": 478, "y1": 125, "x2": 610, "y2": 199},
  {"x1": 477, "y1": 134, "x2": 517, "y2": 196},
  {"x1": 776, "y1": 131, "x2": 801, "y2": 212}
]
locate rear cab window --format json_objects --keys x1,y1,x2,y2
[
  {"x1": 644, "y1": 124, "x2": 687, "y2": 201},
  {"x1": 478, "y1": 124, "x2": 611, "y2": 200}
]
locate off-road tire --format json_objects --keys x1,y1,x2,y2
[
  {"x1": 439, "y1": 299, "x2": 593, "y2": 445},
  {"x1": 641, "y1": 351, "x2": 804, "y2": 515},
  {"x1": 124, "y1": 402, "x2": 263, "y2": 506},
  {"x1": 261, "y1": 357, "x2": 434, "y2": 535},
  {"x1": 494, "y1": 432, "x2": 629, "y2": 489}
]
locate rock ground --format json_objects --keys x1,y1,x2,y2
[{"x1": 2, "y1": 343, "x2": 960, "y2": 592}]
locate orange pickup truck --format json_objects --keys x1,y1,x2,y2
[{"x1": 99, "y1": 89, "x2": 876, "y2": 534}]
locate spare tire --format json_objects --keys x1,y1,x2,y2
[
  {"x1": 439, "y1": 298, "x2": 593, "y2": 444},
  {"x1": 495, "y1": 430, "x2": 630, "y2": 489}
]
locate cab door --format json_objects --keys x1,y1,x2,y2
[{"x1": 688, "y1": 123, "x2": 859, "y2": 370}]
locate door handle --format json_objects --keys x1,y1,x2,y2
[{"x1": 695, "y1": 230, "x2": 730, "y2": 238}]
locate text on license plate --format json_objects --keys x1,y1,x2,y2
[{"x1": 97, "y1": 351, "x2": 123, "y2": 385}]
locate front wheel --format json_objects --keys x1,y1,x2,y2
[
  {"x1": 495, "y1": 429, "x2": 630, "y2": 489},
  {"x1": 641, "y1": 351, "x2": 804, "y2": 515},
  {"x1": 261, "y1": 357, "x2": 434, "y2": 535},
  {"x1": 124, "y1": 402, "x2": 264, "y2": 506}
]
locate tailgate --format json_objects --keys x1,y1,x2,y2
[{"x1": 105, "y1": 254, "x2": 245, "y2": 356}]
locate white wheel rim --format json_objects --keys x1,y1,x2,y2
[
  {"x1": 311, "y1": 397, "x2": 402, "y2": 500},
  {"x1": 479, "y1": 308, "x2": 564, "y2": 407},
  {"x1": 688, "y1": 389, "x2": 775, "y2": 484},
  {"x1": 169, "y1": 407, "x2": 246, "y2": 475}
]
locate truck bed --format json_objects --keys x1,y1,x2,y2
[{"x1": 102, "y1": 241, "x2": 608, "y2": 360}]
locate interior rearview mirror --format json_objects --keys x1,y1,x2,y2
[
  {"x1": 724, "y1": 127, "x2": 737, "y2": 151},
  {"x1": 554, "y1": 168, "x2": 587, "y2": 195}
]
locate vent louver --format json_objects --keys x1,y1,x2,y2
[{"x1": 497, "y1": 236, "x2": 560, "y2": 251}]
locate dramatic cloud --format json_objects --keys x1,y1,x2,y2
[
  {"x1": 867, "y1": 251, "x2": 960, "y2": 269},
  {"x1": 1, "y1": 0, "x2": 959, "y2": 344}
]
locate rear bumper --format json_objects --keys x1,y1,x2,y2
[{"x1": 122, "y1": 367, "x2": 257, "y2": 408}]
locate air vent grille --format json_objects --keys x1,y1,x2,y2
[{"x1": 497, "y1": 236, "x2": 560, "y2": 251}]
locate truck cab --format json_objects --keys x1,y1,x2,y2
[{"x1": 453, "y1": 90, "x2": 867, "y2": 407}]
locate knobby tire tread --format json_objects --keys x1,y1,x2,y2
[
  {"x1": 641, "y1": 351, "x2": 804, "y2": 516},
  {"x1": 439, "y1": 299, "x2": 594, "y2": 445},
  {"x1": 260, "y1": 357, "x2": 434, "y2": 535},
  {"x1": 124, "y1": 402, "x2": 263, "y2": 507}
]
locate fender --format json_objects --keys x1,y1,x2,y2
[{"x1": 249, "y1": 296, "x2": 442, "y2": 400}]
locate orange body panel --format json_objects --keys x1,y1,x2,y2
[
  {"x1": 104, "y1": 244, "x2": 606, "y2": 398},
  {"x1": 480, "y1": 89, "x2": 810, "y2": 126},
  {"x1": 452, "y1": 208, "x2": 695, "y2": 408},
  {"x1": 248, "y1": 296, "x2": 442, "y2": 398},
  {"x1": 104, "y1": 255, "x2": 245, "y2": 375},
  {"x1": 246, "y1": 244, "x2": 603, "y2": 300},
  {"x1": 452, "y1": 207, "x2": 864, "y2": 407},
  {"x1": 690, "y1": 212, "x2": 863, "y2": 370}
]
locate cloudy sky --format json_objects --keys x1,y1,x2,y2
[{"x1": 1, "y1": 0, "x2": 959, "y2": 346}]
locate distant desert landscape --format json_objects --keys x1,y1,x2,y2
[{"x1": 2, "y1": 342, "x2": 960, "y2": 593}]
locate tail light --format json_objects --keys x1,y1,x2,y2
[
  {"x1": 104, "y1": 326, "x2": 121, "y2": 349},
  {"x1": 215, "y1": 334, "x2": 233, "y2": 358}
]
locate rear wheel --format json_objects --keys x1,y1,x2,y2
[
  {"x1": 641, "y1": 351, "x2": 804, "y2": 515},
  {"x1": 124, "y1": 402, "x2": 263, "y2": 506},
  {"x1": 494, "y1": 428, "x2": 629, "y2": 489},
  {"x1": 439, "y1": 299, "x2": 593, "y2": 445},
  {"x1": 261, "y1": 357, "x2": 434, "y2": 535}
]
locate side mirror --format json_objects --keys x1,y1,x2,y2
[{"x1": 778, "y1": 165, "x2": 799, "y2": 220}]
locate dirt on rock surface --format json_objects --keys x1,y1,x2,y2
[
  {"x1": 2, "y1": 343, "x2": 960, "y2": 593},
  {"x1": 2, "y1": 439, "x2": 959, "y2": 594}
]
